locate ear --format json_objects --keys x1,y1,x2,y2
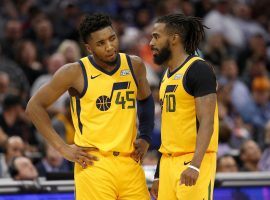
[
  {"x1": 170, "y1": 34, "x2": 180, "y2": 45},
  {"x1": 85, "y1": 44, "x2": 92, "y2": 54}
]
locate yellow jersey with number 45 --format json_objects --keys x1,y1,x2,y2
[
  {"x1": 70, "y1": 53, "x2": 138, "y2": 153},
  {"x1": 159, "y1": 56, "x2": 219, "y2": 154}
]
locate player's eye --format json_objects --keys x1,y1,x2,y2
[
  {"x1": 110, "y1": 36, "x2": 116, "y2": 41},
  {"x1": 97, "y1": 41, "x2": 105, "y2": 46}
]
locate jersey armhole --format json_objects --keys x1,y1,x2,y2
[
  {"x1": 78, "y1": 60, "x2": 88, "y2": 98},
  {"x1": 126, "y1": 54, "x2": 138, "y2": 88}
]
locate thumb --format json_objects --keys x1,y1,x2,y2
[{"x1": 133, "y1": 140, "x2": 139, "y2": 147}]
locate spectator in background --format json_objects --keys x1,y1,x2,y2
[
  {"x1": 248, "y1": 77, "x2": 270, "y2": 144},
  {"x1": 57, "y1": 39, "x2": 81, "y2": 63},
  {"x1": 53, "y1": 1, "x2": 81, "y2": 40},
  {"x1": 0, "y1": 94, "x2": 36, "y2": 146},
  {"x1": 239, "y1": 140, "x2": 261, "y2": 171},
  {"x1": 0, "y1": 52, "x2": 30, "y2": 101},
  {"x1": 0, "y1": 136, "x2": 25, "y2": 178},
  {"x1": 9, "y1": 156, "x2": 38, "y2": 180},
  {"x1": 218, "y1": 58, "x2": 253, "y2": 121},
  {"x1": 31, "y1": 53, "x2": 67, "y2": 115},
  {"x1": 217, "y1": 154, "x2": 238, "y2": 172},
  {"x1": 52, "y1": 98, "x2": 74, "y2": 144},
  {"x1": 0, "y1": 72, "x2": 10, "y2": 109},
  {"x1": 33, "y1": 18, "x2": 60, "y2": 60},
  {"x1": 204, "y1": 0, "x2": 245, "y2": 48},
  {"x1": 0, "y1": 19, "x2": 22, "y2": 60},
  {"x1": 203, "y1": 33, "x2": 235, "y2": 67},
  {"x1": 0, "y1": 94, "x2": 24, "y2": 137},
  {"x1": 241, "y1": 59, "x2": 269, "y2": 89},
  {"x1": 36, "y1": 143, "x2": 71, "y2": 177},
  {"x1": 15, "y1": 40, "x2": 45, "y2": 85},
  {"x1": 258, "y1": 120, "x2": 270, "y2": 171},
  {"x1": 218, "y1": 121, "x2": 233, "y2": 157},
  {"x1": 238, "y1": 34, "x2": 270, "y2": 74}
]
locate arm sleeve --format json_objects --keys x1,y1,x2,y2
[
  {"x1": 137, "y1": 94, "x2": 155, "y2": 144},
  {"x1": 184, "y1": 60, "x2": 217, "y2": 97}
]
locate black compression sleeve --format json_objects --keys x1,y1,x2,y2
[
  {"x1": 184, "y1": 60, "x2": 217, "y2": 97},
  {"x1": 137, "y1": 94, "x2": 155, "y2": 144}
]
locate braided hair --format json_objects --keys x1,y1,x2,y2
[{"x1": 156, "y1": 14, "x2": 207, "y2": 55}]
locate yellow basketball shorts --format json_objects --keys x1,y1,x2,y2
[
  {"x1": 158, "y1": 152, "x2": 216, "y2": 200},
  {"x1": 74, "y1": 151, "x2": 150, "y2": 200}
]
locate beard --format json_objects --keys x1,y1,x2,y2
[{"x1": 153, "y1": 42, "x2": 171, "y2": 65}]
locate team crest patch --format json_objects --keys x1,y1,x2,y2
[
  {"x1": 120, "y1": 69, "x2": 130, "y2": 76},
  {"x1": 174, "y1": 74, "x2": 183, "y2": 80}
]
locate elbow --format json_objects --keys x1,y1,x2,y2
[{"x1": 25, "y1": 99, "x2": 35, "y2": 119}]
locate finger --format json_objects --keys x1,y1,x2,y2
[
  {"x1": 80, "y1": 151, "x2": 99, "y2": 161},
  {"x1": 78, "y1": 155, "x2": 96, "y2": 166},
  {"x1": 76, "y1": 159, "x2": 87, "y2": 169},
  {"x1": 189, "y1": 176, "x2": 194, "y2": 186},
  {"x1": 180, "y1": 174, "x2": 184, "y2": 185}
]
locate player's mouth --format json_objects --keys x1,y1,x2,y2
[
  {"x1": 106, "y1": 52, "x2": 116, "y2": 59},
  {"x1": 151, "y1": 48, "x2": 159, "y2": 56}
]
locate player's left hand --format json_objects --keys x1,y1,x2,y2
[
  {"x1": 180, "y1": 167, "x2": 199, "y2": 186},
  {"x1": 131, "y1": 138, "x2": 149, "y2": 163}
]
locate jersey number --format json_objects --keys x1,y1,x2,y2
[
  {"x1": 115, "y1": 91, "x2": 135, "y2": 109},
  {"x1": 165, "y1": 94, "x2": 176, "y2": 112}
]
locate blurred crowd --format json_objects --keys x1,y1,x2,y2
[{"x1": 0, "y1": 0, "x2": 270, "y2": 181}]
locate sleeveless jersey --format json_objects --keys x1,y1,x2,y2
[{"x1": 71, "y1": 53, "x2": 138, "y2": 153}]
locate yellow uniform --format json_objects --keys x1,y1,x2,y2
[
  {"x1": 158, "y1": 56, "x2": 218, "y2": 200},
  {"x1": 71, "y1": 53, "x2": 149, "y2": 200}
]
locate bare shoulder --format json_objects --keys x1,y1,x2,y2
[
  {"x1": 51, "y1": 62, "x2": 84, "y2": 90},
  {"x1": 129, "y1": 55, "x2": 146, "y2": 75},
  {"x1": 55, "y1": 62, "x2": 82, "y2": 77}
]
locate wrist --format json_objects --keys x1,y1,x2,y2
[
  {"x1": 188, "y1": 165, "x2": 200, "y2": 173},
  {"x1": 138, "y1": 135, "x2": 151, "y2": 145}
]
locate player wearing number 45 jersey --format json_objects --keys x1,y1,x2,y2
[
  {"x1": 150, "y1": 14, "x2": 218, "y2": 200},
  {"x1": 26, "y1": 13, "x2": 154, "y2": 200}
]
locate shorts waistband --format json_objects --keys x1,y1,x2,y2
[
  {"x1": 162, "y1": 151, "x2": 215, "y2": 157},
  {"x1": 85, "y1": 147, "x2": 131, "y2": 157}
]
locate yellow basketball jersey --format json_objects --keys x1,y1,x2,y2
[
  {"x1": 70, "y1": 53, "x2": 138, "y2": 153},
  {"x1": 159, "y1": 56, "x2": 219, "y2": 154}
]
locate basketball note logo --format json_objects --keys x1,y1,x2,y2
[{"x1": 96, "y1": 95, "x2": 111, "y2": 111}]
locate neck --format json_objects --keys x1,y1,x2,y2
[{"x1": 165, "y1": 49, "x2": 189, "y2": 72}]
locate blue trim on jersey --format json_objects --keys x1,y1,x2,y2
[
  {"x1": 126, "y1": 54, "x2": 138, "y2": 88},
  {"x1": 75, "y1": 96, "x2": 83, "y2": 134},
  {"x1": 87, "y1": 54, "x2": 121, "y2": 76},
  {"x1": 78, "y1": 60, "x2": 88, "y2": 98}
]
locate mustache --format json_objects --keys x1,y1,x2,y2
[{"x1": 151, "y1": 47, "x2": 159, "y2": 51}]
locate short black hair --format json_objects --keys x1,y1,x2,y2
[
  {"x1": 79, "y1": 13, "x2": 112, "y2": 43},
  {"x1": 3, "y1": 94, "x2": 22, "y2": 111},
  {"x1": 156, "y1": 13, "x2": 207, "y2": 55}
]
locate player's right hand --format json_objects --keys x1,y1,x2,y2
[
  {"x1": 150, "y1": 179, "x2": 159, "y2": 199},
  {"x1": 60, "y1": 144, "x2": 99, "y2": 168}
]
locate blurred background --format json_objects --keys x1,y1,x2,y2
[{"x1": 0, "y1": 0, "x2": 270, "y2": 199}]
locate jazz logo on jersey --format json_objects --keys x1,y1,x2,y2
[
  {"x1": 96, "y1": 81, "x2": 135, "y2": 111},
  {"x1": 160, "y1": 85, "x2": 178, "y2": 113},
  {"x1": 120, "y1": 69, "x2": 130, "y2": 76},
  {"x1": 174, "y1": 74, "x2": 182, "y2": 80}
]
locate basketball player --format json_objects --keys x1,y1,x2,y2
[
  {"x1": 26, "y1": 14, "x2": 154, "y2": 200},
  {"x1": 149, "y1": 14, "x2": 218, "y2": 200}
]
